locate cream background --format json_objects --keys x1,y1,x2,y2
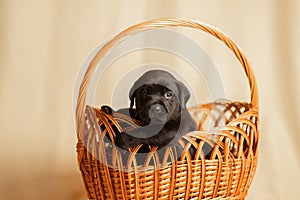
[{"x1": 0, "y1": 0, "x2": 300, "y2": 199}]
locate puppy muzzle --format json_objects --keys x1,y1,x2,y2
[{"x1": 148, "y1": 104, "x2": 167, "y2": 123}]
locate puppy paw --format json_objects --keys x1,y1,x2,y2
[
  {"x1": 115, "y1": 133, "x2": 131, "y2": 150},
  {"x1": 101, "y1": 105, "x2": 113, "y2": 115}
]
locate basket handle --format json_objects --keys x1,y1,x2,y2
[{"x1": 76, "y1": 18, "x2": 258, "y2": 139}]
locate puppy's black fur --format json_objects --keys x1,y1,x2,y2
[{"x1": 102, "y1": 70, "x2": 211, "y2": 159}]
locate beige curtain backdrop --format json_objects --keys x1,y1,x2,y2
[{"x1": 0, "y1": 0, "x2": 299, "y2": 199}]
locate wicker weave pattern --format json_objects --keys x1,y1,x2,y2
[
  {"x1": 77, "y1": 101, "x2": 258, "y2": 199},
  {"x1": 75, "y1": 18, "x2": 259, "y2": 200}
]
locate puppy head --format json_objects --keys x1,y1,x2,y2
[{"x1": 129, "y1": 70, "x2": 190, "y2": 124}]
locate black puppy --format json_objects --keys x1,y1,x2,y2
[{"x1": 102, "y1": 70, "x2": 209, "y2": 157}]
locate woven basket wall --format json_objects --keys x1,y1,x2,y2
[{"x1": 75, "y1": 18, "x2": 259, "y2": 200}]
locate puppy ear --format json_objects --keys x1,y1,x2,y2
[
  {"x1": 177, "y1": 81, "x2": 190, "y2": 107},
  {"x1": 129, "y1": 86, "x2": 137, "y2": 109}
]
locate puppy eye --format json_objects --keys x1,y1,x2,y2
[{"x1": 164, "y1": 91, "x2": 173, "y2": 99}]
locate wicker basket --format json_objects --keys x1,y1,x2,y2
[{"x1": 75, "y1": 18, "x2": 259, "y2": 200}]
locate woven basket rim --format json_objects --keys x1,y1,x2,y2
[{"x1": 82, "y1": 100, "x2": 258, "y2": 168}]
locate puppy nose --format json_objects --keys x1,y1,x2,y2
[{"x1": 150, "y1": 104, "x2": 164, "y2": 113}]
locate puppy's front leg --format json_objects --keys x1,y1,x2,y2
[
  {"x1": 114, "y1": 131, "x2": 143, "y2": 150},
  {"x1": 115, "y1": 133, "x2": 133, "y2": 150},
  {"x1": 115, "y1": 128, "x2": 176, "y2": 150}
]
